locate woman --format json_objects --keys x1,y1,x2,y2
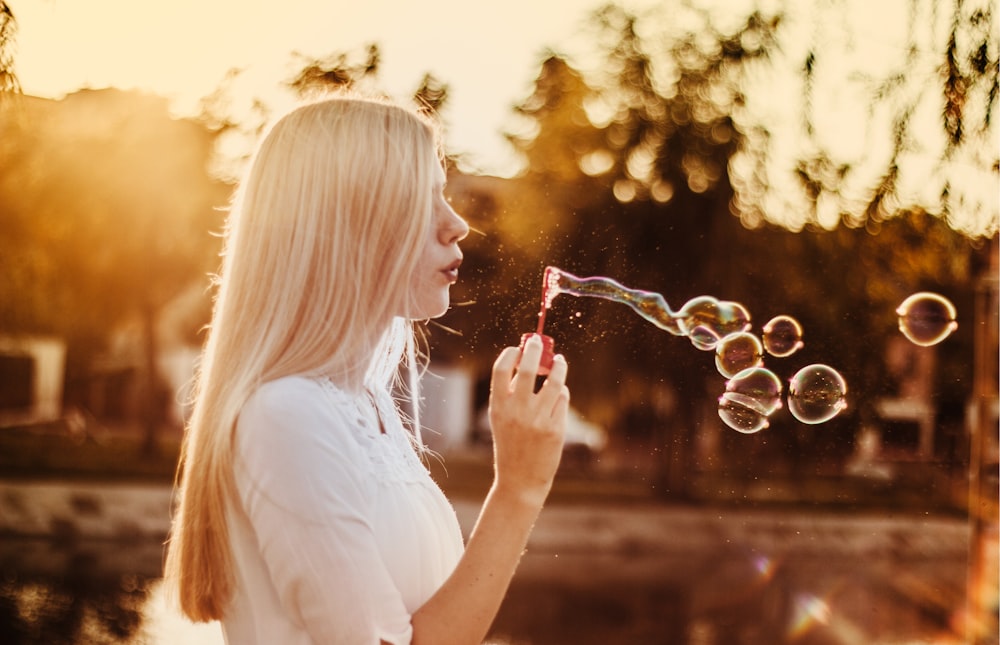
[{"x1": 163, "y1": 93, "x2": 570, "y2": 645}]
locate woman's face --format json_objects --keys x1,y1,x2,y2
[{"x1": 406, "y1": 164, "x2": 469, "y2": 319}]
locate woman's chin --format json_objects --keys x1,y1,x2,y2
[{"x1": 405, "y1": 296, "x2": 450, "y2": 321}]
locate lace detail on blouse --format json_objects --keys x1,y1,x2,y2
[{"x1": 317, "y1": 378, "x2": 430, "y2": 485}]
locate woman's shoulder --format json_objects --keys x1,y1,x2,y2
[
  {"x1": 247, "y1": 374, "x2": 319, "y2": 404},
  {"x1": 239, "y1": 376, "x2": 359, "y2": 436},
  {"x1": 236, "y1": 376, "x2": 369, "y2": 466},
  {"x1": 245, "y1": 375, "x2": 353, "y2": 412}
]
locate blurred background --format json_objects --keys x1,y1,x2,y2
[{"x1": 0, "y1": 0, "x2": 997, "y2": 643}]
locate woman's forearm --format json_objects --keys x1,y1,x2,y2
[
  {"x1": 409, "y1": 339, "x2": 568, "y2": 645},
  {"x1": 409, "y1": 484, "x2": 545, "y2": 645}
]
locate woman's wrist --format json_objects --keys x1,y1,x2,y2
[{"x1": 489, "y1": 477, "x2": 551, "y2": 515}]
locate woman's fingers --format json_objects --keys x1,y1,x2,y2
[
  {"x1": 491, "y1": 346, "x2": 520, "y2": 388},
  {"x1": 537, "y1": 354, "x2": 570, "y2": 418},
  {"x1": 511, "y1": 335, "x2": 543, "y2": 397},
  {"x1": 491, "y1": 337, "x2": 570, "y2": 423}
]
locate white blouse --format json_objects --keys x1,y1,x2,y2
[{"x1": 222, "y1": 376, "x2": 465, "y2": 645}]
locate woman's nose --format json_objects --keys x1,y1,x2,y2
[{"x1": 442, "y1": 206, "x2": 470, "y2": 244}]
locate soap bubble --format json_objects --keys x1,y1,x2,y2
[
  {"x1": 726, "y1": 366, "x2": 783, "y2": 416},
  {"x1": 678, "y1": 297, "x2": 751, "y2": 351},
  {"x1": 896, "y1": 292, "x2": 957, "y2": 347},
  {"x1": 762, "y1": 315, "x2": 804, "y2": 357},
  {"x1": 718, "y1": 392, "x2": 770, "y2": 434},
  {"x1": 677, "y1": 296, "x2": 722, "y2": 349},
  {"x1": 715, "y1": 332, "x2": 764, "y2": 378},
  {"x1": 787, "y1": 364, "x2": 848, "y2": 424},
  {"x1": 718, "y1": 367, "x2": 783, "y2": 434},
  {"x1": 688, "y1": 324, "x2": 722, "y2": 351},
  {"x1": 716, "y1": 301, "x2": 752, "y2": 337}
]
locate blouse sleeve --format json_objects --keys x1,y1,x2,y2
[{"x1": 233, "y1": 376, "x2": 413, "y2": 644}]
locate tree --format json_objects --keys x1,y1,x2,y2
[
  {"x1": 452, "y1": 1, "x2": 994, "y2": 497},
  {"x1": 470, "y1": 7, "x2": 786, "y2": 494},
  {"x1": 286, "y1": 44, "x2": 382, "y2": 96},
  {"x1": 201, "y1": 44, "x2": 453, "y2": 182},
  {"x1": 728, "y1": 0, "x2": 998, "y2": 238},
  {"x1": 0, "y1": 1, "x2": 18, "y2": 94},
  {"x1": 0, "y1": 90, "x2": 229, "y2": 450}
]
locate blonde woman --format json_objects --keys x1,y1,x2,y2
[{"x1": 162, "y1": 93, "x2": 570, "y2": 645}]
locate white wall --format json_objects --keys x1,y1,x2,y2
[
  {"x1": 0, "y1": 335, "x2": 66, "y2": 426},
  {"x1": 419, "y1": 365, "x2": 473, "y2": 453}
]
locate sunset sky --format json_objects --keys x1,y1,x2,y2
[
  {"x1": 13, "y1": 0, "x2": 669, "y2": 176},
  {"x1": 11, "y1": 0, "x2": 995, "y2": 235}
]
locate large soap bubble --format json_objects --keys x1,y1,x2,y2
[
  {"x1": 896, "y1": 292, "x2": 957, "y2": 347},
  {"x1": 787, "y1": 364, "x2": 848, "y2": 425},
  {"x1": 717, "y1": 367, "x2": 783, "y2": 434}
]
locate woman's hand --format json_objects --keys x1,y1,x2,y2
[
  {"x1": 410, "y1": 336, "x2": 570, "y2": 645},
  {"x1": 487, "y1": 334, "x2": 570, "y2": 508}
]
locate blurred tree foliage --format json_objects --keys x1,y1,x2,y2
[
  {"x1": 729, "y1": 0, "x2": 998, "y2": 238},
  {"x1": 0, "y1": 90, "x2": 229, "y2": 445},
  {"x1": 0, "y1": 41, "x2": 442, "y2": 443},
  {"x1": 0, "y1": 1, "x2": 17, "y2": 94},
  {"x1": 1, "y1": 1, "x2": 993, "y2": 486},
  {"x1": 201, "y1": 43, "x2": 451, "y2": 181},
  {"x1": 285, "y1": 44, "x2": 451, "y2": 116},
  {"x1": 433, "y1": 1, "x2": 997, "y2": 493}
]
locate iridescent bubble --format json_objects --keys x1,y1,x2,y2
[
  {"x1": 715, "y1": 332, "x2": 764, "y2": 378},
  {"x1": 896, "y1": 292, "x2": 958, "y2": 347},
  {"x1": 719, "y1": 392, "x2": 768, "y2": 434},
  {"x1": 678, "y1": 296, "x2": 752, "y2": 351},
  {"x1": 677, "y1": 296, "x2": 721, "y2": 348},
  {"x1": 762, "y1": 315, "x2": 804, "y2": 357},
  {"x1": 688, "y1": 324, "x2": 722, "y2": 351},
  {"x1": 718, "y1": 367, "x2": 782, "y2": 434},
  {"x1": 718, "y1": 392, "x2": 770, "y2": 434},
  {"x1": 726, "y1": 366, "x2": 783, "y2": 416},
  {"x1": 716, "y1": 301, "x2": 752, "y2": 337},
  {"x1": 787, "y1": 364, "x2": 848, "y2": 425}
]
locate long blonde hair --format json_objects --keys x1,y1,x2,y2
[{"x1": 163, "y1": 93, "x2": 442, "y2": 621}]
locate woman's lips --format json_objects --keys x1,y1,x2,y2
[{"x1": 442, "y1": 259, "x2": 462, "y2": 283}]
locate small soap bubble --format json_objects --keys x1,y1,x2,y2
[
  {"x1": 715, "y1": 332, "x2": 764, "y2": 378},
  {"x1": 762, "y1": 315, "x2": 804, "y2": 357},
  {"x1": 718, "y1": 392, "x2": 769, "y2": 434},
  {"x1": 688, "y1": 324, "x2": 722, "y2": 351},
  {"x1": 677, "y1": 296, "x2": 720, "y2": 337},
  {"x1": 716, "y1": 301, "x2": 752, "y2": 337},
  {"x1": 787, "y1": 364, "x2": 848, "y2": 425},
  {"x1": 726, "y1": 366, "x2": 783, "y2": 416},
  {"x1": 896, "y1": 292, "x2": 957, "y2": 347},
  {"x1": 678, "y1": 296, "x2": 749, "y2": 351}
]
